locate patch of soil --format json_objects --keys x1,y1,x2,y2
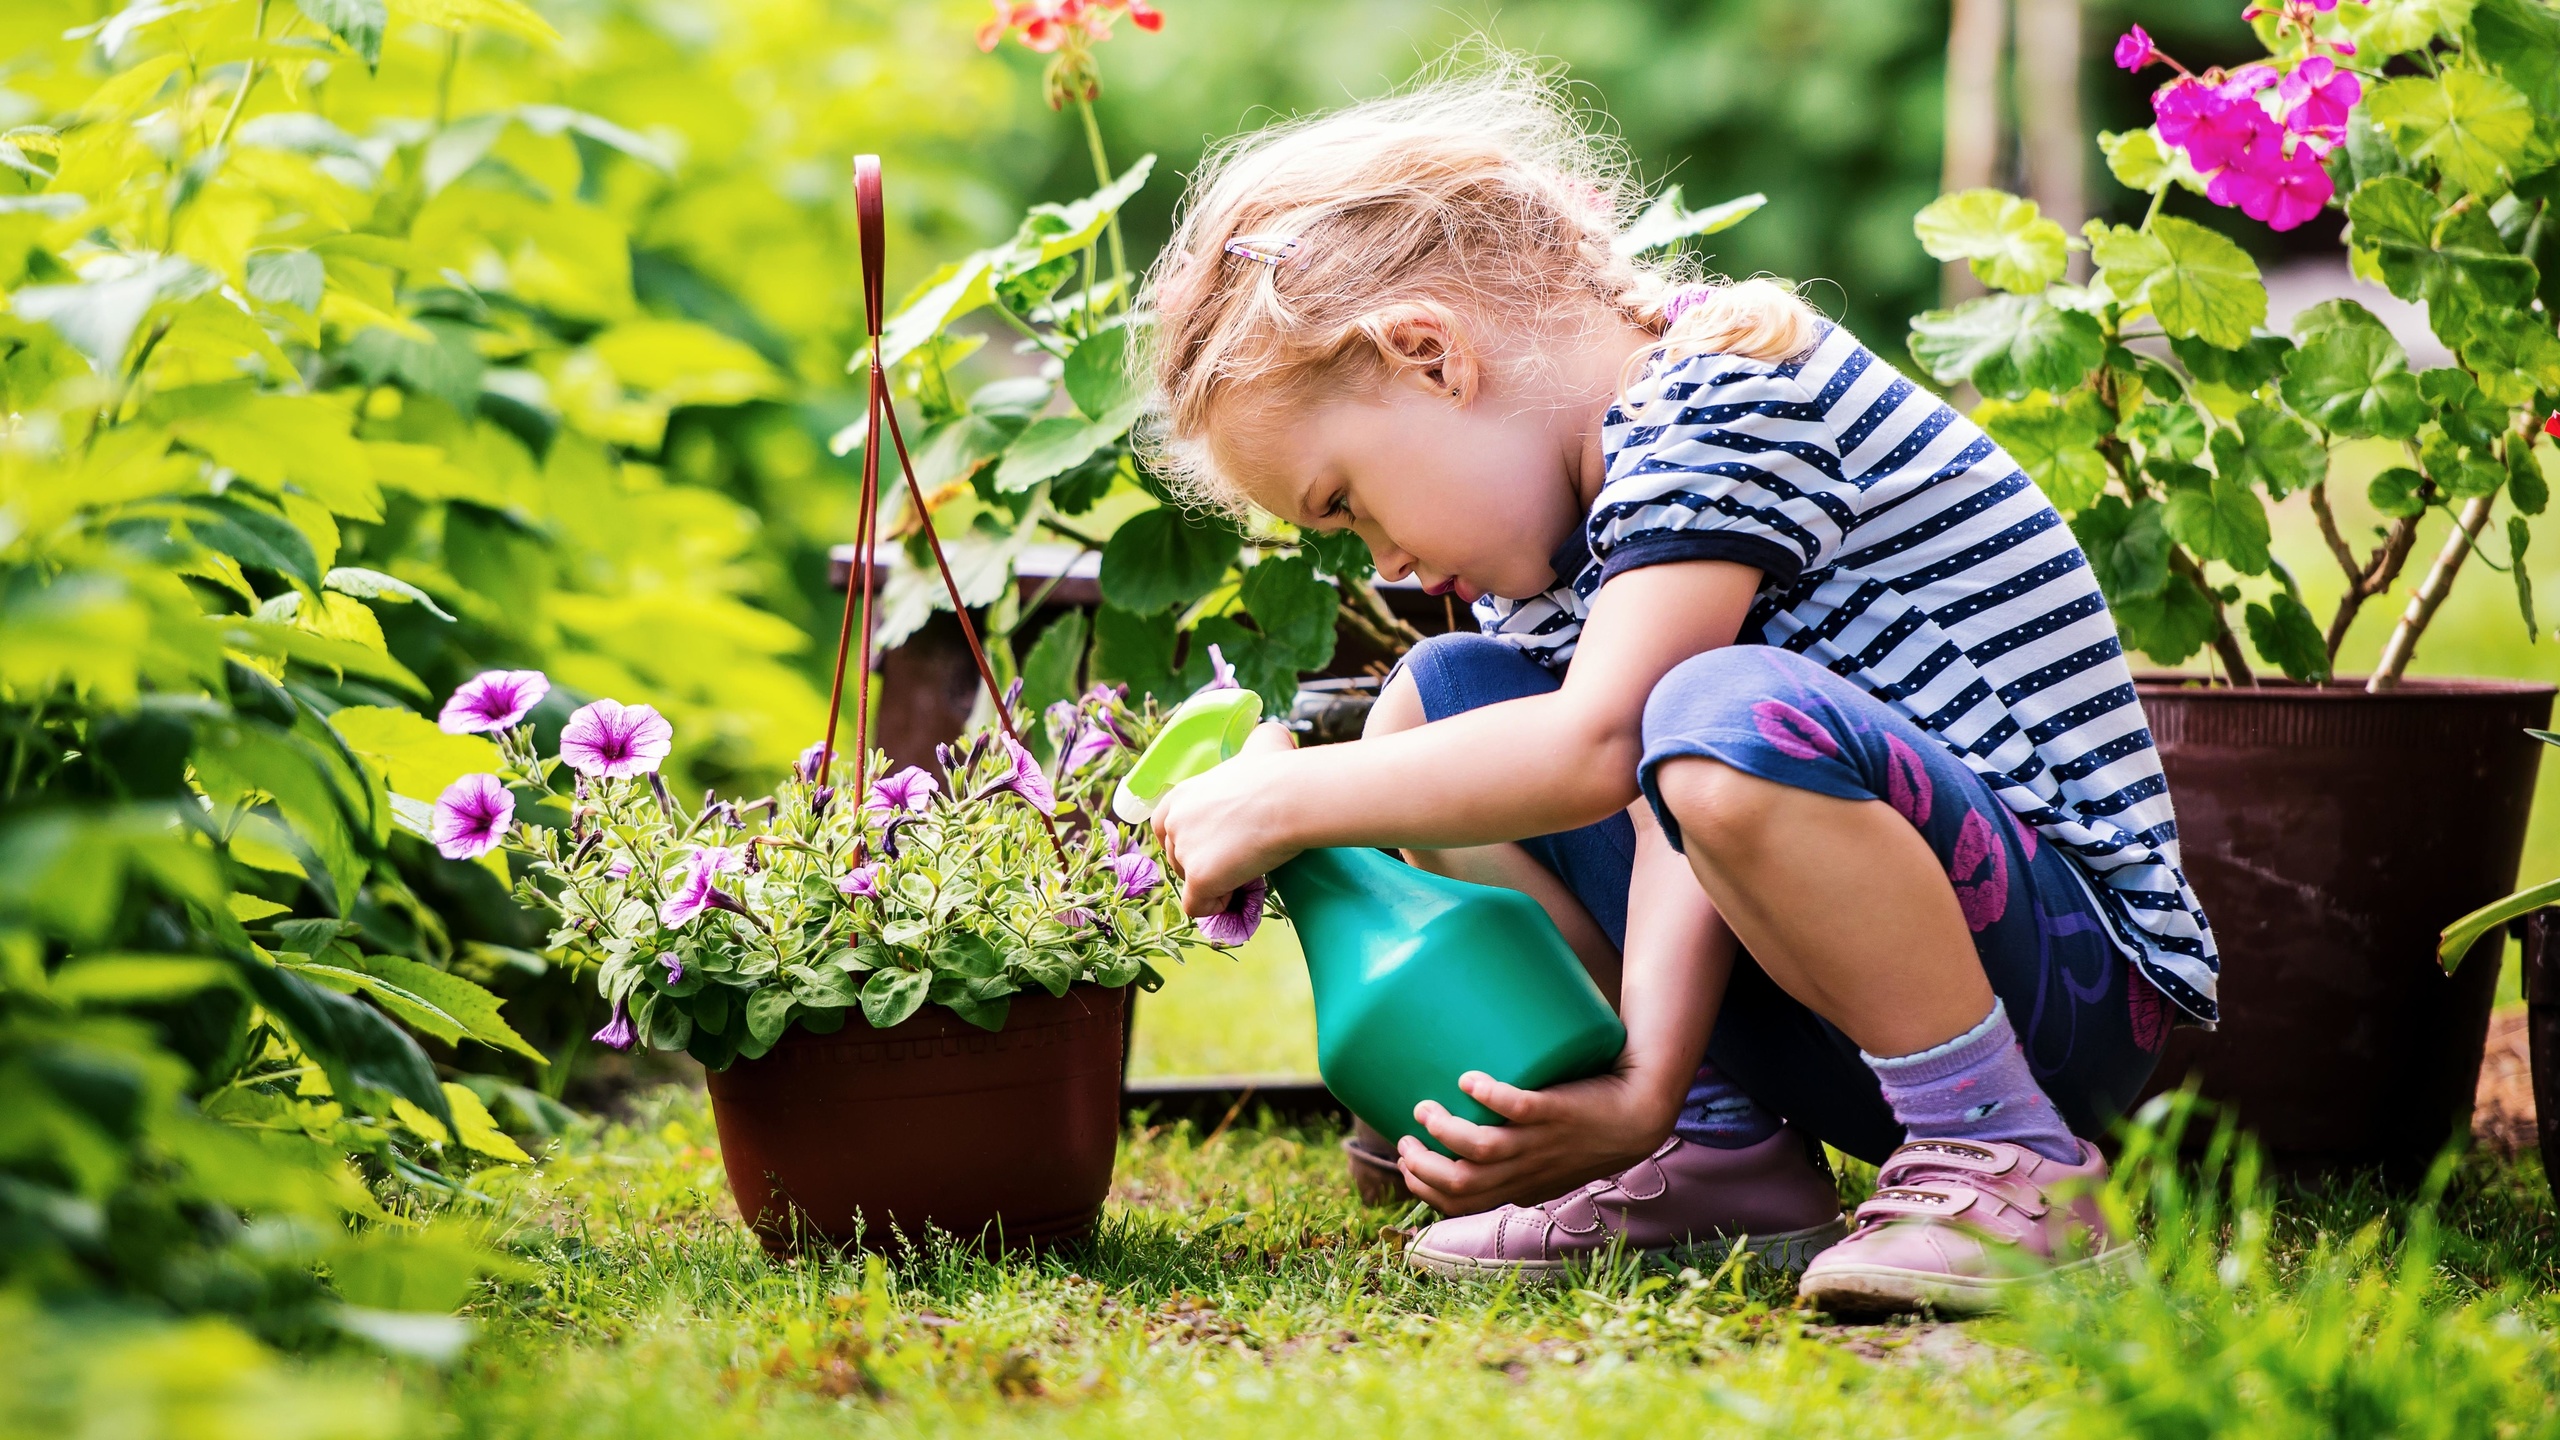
[{"x1": 2473, "y1": 1005, "x2": 2536, "y2": 1158}]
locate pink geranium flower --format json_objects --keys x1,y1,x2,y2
[
  {"x1": 431, "y1": 773, "x2": 514, "y2": 860},
  {"x1": 1196, "y1": 876, "x2": 1268, "y2": 946},
  {"x1": 2113, "y1": 24, "x2": 2157, "y2": 72},
  {"x1": 438, "y1": 670, "x2": 549, "y2": 734},
  {"x1": 560, "y1": 699, "x2": 674, "y2": 779},
  {"x1": 658, "y1": 845, "x2": 744, "y2": 927}
]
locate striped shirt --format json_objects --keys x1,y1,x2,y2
[{"x1": 1475, "y1": 322, "x2": 2219, "y2": 1022}]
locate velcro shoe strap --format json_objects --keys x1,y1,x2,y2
[
  {"x1": 1853, "y1": 1184, "x2": 1978, "y2": 1224},
  {"x1": 1875, "y1": 1139, "x2": 2018, "y2": 1189}
]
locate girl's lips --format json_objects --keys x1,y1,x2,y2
[{"x1": 1422, "y1": 577, "x2": 1455, "y2": 597}]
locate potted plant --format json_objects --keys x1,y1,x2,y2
[
  {"x1": 432, "y1": 667, "x2": 1229, "y2": 1252},
  {"x1": 1903, "y1": 0, "x2": 2557, "y2": 1167},
  {"x1": 2436, "y1": 728, "x2": 2560, "y2": 1203}
]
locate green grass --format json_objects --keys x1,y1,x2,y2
[{"x1": 394, "y1": 1086, "x2": 2560, "y2": 1439}]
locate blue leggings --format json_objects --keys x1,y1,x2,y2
[{"x1": 1399, "y1": 634, "x2": 2168, "y2": 1165}]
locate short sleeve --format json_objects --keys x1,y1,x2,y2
[{"x1": 1588, "y1": 350, "x2": 1853, "y2": 593}]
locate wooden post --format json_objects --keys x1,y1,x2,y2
[
  {"x1": 2014, "y1": 0, "x2": 2086, "y2": 281},
  {"x1": 1942, "y1": 0, "x2": 2010, "y2": 306}
]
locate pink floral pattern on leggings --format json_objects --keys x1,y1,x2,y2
[
  {"x1": 1947, "y1": 809, "x2": 2010, "y2": 931},
  {"x1": 1751, "y1": 700, "x2": 1838, "y2": 760},
  {"x1": 2126, "y1": 963, "x2": 2169, "y2": 1052}
]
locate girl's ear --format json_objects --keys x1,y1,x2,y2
[{"x1": 1356, "y1": 302, "x2": 1480, "y2": 404}]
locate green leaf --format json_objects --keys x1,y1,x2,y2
[
  {"x1": 2122, "y1": 398, "x2": 2207, "y2": 465},
  {"x1": 2245, "y1": 591, "x2": 2333, "y2": 683},
  {"x1": 2347, "y1": 177, "x2": 2539, "y2": 343},
  {"x1": 2509, "y1": 439, "x2": 2550, "y2": 515},
  {"x1": 2440, "y1": 875, "x2": 2560, "y2": 971},
  {"x1": 1090, "y1": 603, "x2": 1180, "y2": 701},
  {"x1": 2368, "y1": 465, "x2": 2431, "y2": 517},
  {"x1": 993, "y1": 415, "x2": 1120, "y2": 493},
  {"x1": 294, "y1": 0, "x2": 386, "y2": 66},
  {"x1": 1977, "y1": 391, "x2": 2112, "y2": 511},
  {"x1": 2171, "y1": 333, "x2": 2294, "y2": 396},
  {"x1": 194, "y1": 720, "x2": 367, "y2": 910},
  {"x1": 155, "y1": 387, "x2": 382, "y2": 521},
  {"x1": 2453, "y1": 308, "x2": 2560, "y2": 407},
  {"x1": 2346, "y1": 0, "x2": 2476, "y2": 59},
  {"x1": 744, "y1": 986, "x2": 794, "y2": 1046},
  {"x1": 2280, "y1": 300, "x2": 2429, "y2": 439},
  {"x1": 1018, "y1": 608, "x2": 1089, "y2": 722},
  {"x1": 1297, "y1": 528, "x2": 1373, "y2": 582},
  {"x1": 241, "y1": 959, "x2": 453, "y2": 1132},
  {"x1": 323, "y1": 566, "x2": 457, "y2": 621},
  {"x1": 1906, "y1": 294, "x2": 2104, "y2": 400},
  {"x1": 2087, "y1": 217, "x2": 2266, "y2": 349},
  {"x1": 1912, "y1": 189, "x2": 2072, "y2": 294},
  {"x1": 2111, "y1": 572, "x2": 2221, "y2": 666},
  {"x1": 51, "y1": 954, "x2": 238, "y2": 1003},
  {"x1": 2365, "y1": 69, "x2": 2535, "y2": 198},
  {"x1": 1099, "y1": 505, "x2": 1243, "y2": 614},
  {"x1": 349, "y1": 951, "x2": 544, "y2": 1063},
  {"x1": 2420, "y1": 367, "x2": 2510, "y2": 451},
  {"x1": 1238, "y1": 553, "x2": 1339, "y2": 670},
  {"x1": 2208, "y1": 404, "x2": 2327, "y2": 501},
  {"x1": 1064, "y1": 324, "x2": 1137, "y2": 421},
  {"x1": 2097, "y1": 128, "x2": 2201, "y2": 195},
  {"x1": 2510, "y1": 515, "x2": 2538, "y2": 641},
  {"x1": 245, "y1": 249, "x2": 325, "y2": 312},
  {"x1": 2471, "y1": 0, "x2": 2560, "y2": 119},
  {"x1": 2070, "y1": 496, "x2": 2174, "y2": 603},
  {"x1": 179, "y1": 496, "x2": 321, "y2": 590},
  {"x1": 2164, "y1": 472, "x2": 2273, "y2": 574},
  {"x1": 859, "y1": 966, "x2": 928, "y2": 1029},
  {"x1": 1613, "y1": 186, "x2": 1766, "y2": 256}
]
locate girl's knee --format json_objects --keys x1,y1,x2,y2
[
  {"x1": 1364, "y1": 666, "x2": 1427, "y2": 738},
  {"x1": 1394, "y1": 632, "x2": 1561, "y2": 723},
  {"x1": 1649, "y1": 756, "x2": 1786, "y2": 854}
]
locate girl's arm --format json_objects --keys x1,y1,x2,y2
[
  {"x1": 1394, "y1": 802, "x2": 1735, "y2": 1211},
  {"x1": 1152, "y1": 558, "x2": 1763, "y2": 913}
]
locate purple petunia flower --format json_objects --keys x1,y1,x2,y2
[
  {"x1": 991, "y1": 736, "x2": 1055, "y2": 815},
  {"x1": 658, "y1": 845, "x2": 743, "y2": 927},
  {"x1": 560, "y1": 699, "x2": 674, "y2": 779},
  {"x1": 438, "y1": 670, "x2": 550, "y2": 735},
  {"x1": 608, "y1": 857, "x2": 633, "y2": 879},
  {"x1": 432, "y1": 773, "x2": 515, "y2": 860},
  {"x1": 835, "y1": 862, "x2": 883, "y2": 898},
  {"x1": 867, "y1": 765, "x2": 939, "y2": 816},
  {"x1": 795, "y1": 741, "x2": 834, "y2": 783},
  {"x1": 2111, "y1": 24, "x2": 2155, "y2": 72},
  {"x1": 1202, "y1": 643, "x2": 1238, "y2": 692},
  {"x1": 660, "y1": 952, "x2": 685, "y2": 984},
  {"x1": 1111, "y1": 848, "x2": 1161, "y2": 900},
  {"x1": 1196, "y1": 876, "x2": 1268, "y2": 946},
  {"x1": 1064, "y1": 722, "x2": 1117, "y2": 773},
  {"x1": 1056, "y1": 906, "x2": 1096, "y2": 930},
  {"x1": 592, "y1": 998, "x2": 635, "y2": 1050}
]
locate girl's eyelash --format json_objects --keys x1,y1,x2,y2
[{"x1": 1325, "y1": 495, "x2": 1350, "y2": 519}]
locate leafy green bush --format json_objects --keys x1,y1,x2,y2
[{"x1": 1908, "y1": 0, "x2": 2558, "y2": 688}]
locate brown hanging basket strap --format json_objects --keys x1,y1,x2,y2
[{"x1": 817, "y1": 157, "x2": 1062, "y2": 857}]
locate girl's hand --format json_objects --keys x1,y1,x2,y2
[
  {"x1": 1393, "y1": 1065, "x2": 1683, "y2": 1215},
  {"x1": 1151, "y1": 720, "x2": 1303, "y2": 917}
]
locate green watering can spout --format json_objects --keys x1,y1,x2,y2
[{"x1": 1119, "y1": 688, "x2": 1626, "y2": 1152}]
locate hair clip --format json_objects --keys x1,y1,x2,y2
[{"x1": 1223, "y1": 232, "x2": 1300, "y2": 268}]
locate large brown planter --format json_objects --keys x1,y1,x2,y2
[
  {"x1": 2135, "y1": 677, "x2": 2554, "y2": 1171},
  {"x1": 2525, "y1": 909, "x2": 2560, "y2": 1209},
  {"x1": 704, "y1": 984, "x2": 1128, "y2": 1256}
]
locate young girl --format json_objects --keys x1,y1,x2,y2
[{"x1": 1137, "y1": 63, "x2": 2215, "y2": 1316}]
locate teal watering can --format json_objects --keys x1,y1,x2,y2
[{"x1": 1113, "y1": 689, "x2": 1627, "y2": 1153}]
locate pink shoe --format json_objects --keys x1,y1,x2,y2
[
  {"x1": 1404, "y1": 1127, "x2": 1848, "y2": 1282},
  {"x1": 1796, "y1": 1136, "x2": 2132, "y2": 1317}
]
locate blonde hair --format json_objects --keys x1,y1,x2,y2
[{"x1": 1138, "y1": 52, "x2": 1820, "y2": 517}]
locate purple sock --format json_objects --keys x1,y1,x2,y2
[
  {"x1": 1862, "y1": 999, "x2": 2079, "y2": 1163},
  {"x1": 1672, "y1": 1059, "x2": 1781, "y2": 1149}
]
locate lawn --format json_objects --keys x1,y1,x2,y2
[{"x1": 404, "y1": 1073, "x2": 2560, "y2": 1439}]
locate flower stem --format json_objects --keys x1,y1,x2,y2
[
  {"x1": 1076, "y1": 96, "x2": 1130, "y2": 315},
  {"x1": 2370, "y1": 493, "x2": 2497, "y2": 691},
  {"x1": 211, "y1": 0, "x2": 271, "y2": 149}
]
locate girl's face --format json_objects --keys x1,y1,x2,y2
[{"x1": 1210, "y1": 310, "x2": 1649, "y2": 603}]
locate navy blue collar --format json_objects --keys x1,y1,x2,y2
[{"x1": 1547, "y1": 522, "x2": 1593, "y2": 587}]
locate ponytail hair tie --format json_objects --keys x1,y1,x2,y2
[
  {"x1": 1659, "y1": 283, "x2": 1718, "y2": 328},
  {"x1": 1224, "y1": 233, "x2": 1300, "y2": 268}
]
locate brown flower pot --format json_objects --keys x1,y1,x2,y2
[
  {"x1": 2134, "y1": 677, "x2": 2554, "y2": 1172},
  {"x1": 705, "y1": 984, "x2": 1129, "y2": 1256},
  {"x1": 2525, "y1": 909, "x2": 2560, "y2": 1210}
]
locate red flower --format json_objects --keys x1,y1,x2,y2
[
  {"x1": 976, "y1": 0, "x2": 1163, "y2": 54},
  {"x1": 2544, "y1": 413, "x2": 2560, "y2": 438}
]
